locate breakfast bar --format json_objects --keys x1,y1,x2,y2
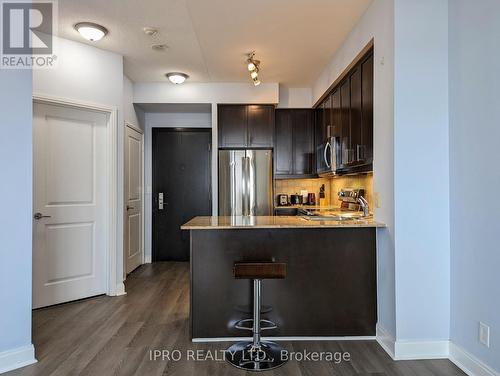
[{"x1": 181, "y1": 216, "x2": 385, "y2": 340}]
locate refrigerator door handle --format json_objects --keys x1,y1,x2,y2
[
  {"x1": 230, "y1": 153, "x2": 236, "y2": 217},
  {"x1": 241, "y1": 156, "x2": 250, "y2": 216},
  {"x1": 248, "y1": 153, "x2": 256, "y2": 215}
]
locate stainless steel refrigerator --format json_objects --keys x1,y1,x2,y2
[{"x1": 219, "y1": 150, "x2": 273, "y2": 216}]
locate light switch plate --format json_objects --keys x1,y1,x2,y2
[{"x1": 479, "y1": 322, "x2": 490, "y2": 348}]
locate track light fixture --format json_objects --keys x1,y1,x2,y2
[{"x1": 246, "y1": 51, "x2": 261, "y2": 86}]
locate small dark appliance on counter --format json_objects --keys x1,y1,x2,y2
[
  {"x1": 306, "y1": 193, "x2": 316, "y2": 206},
  {"x1": 290, "y1": 194, "x2": 303, "y2": 205},
  {"x1": 277, "y1": 194, "x2": 289, "y2": 206}
]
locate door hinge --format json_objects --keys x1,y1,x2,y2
[{"x1": 208, "y1": 143, "x2": 211, "y2": 152}]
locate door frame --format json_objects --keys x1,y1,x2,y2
[
  {"x1": 123, "y1": 122, "x2": 145, "y2": 279},
  {"x1": 32, "y1": 93, "x2": 121, "y2": 297},
  {"x1": 151, "y1": 127, "x2": 212, "y2": 262}
]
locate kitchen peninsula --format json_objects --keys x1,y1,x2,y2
[{"x1": 181, "y1": 216, "x2": 385, "y2": 340}]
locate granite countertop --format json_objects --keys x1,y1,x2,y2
[{"x1": 181, "y1": 216, "x2": 386, "y2": 230}]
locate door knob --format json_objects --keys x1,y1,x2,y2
[{"x1": 34, "y1": 212, "x2": 51, "y2": 220}]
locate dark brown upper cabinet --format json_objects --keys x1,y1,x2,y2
[
  {"x1": 361, "y1": 54, "x2": 374, "y2": 163},
  {"x1": 315, "y1": 97, "x2": 327, "y2": 145},
  {"x1": 331, "y1": 89, "x2": 341, "y2": 138},
  {"x1": 218, "y1": 104, "x2": 274, "y2": 148},
  {"x1": 275, "y1": 110, "x2": 293, "y2": 176},
  {"x1": 275, "y1": 109, "x2": 315, "y2": 179},
  {"x1": 314, "y1": 48, "x2": 373, "y2": 174},
  {"x1": 340, "y1": 79, "x2": 351, "y2": 166},
  {"x1": 218, "y1": 105, "x2": 247, "y2": 147}
]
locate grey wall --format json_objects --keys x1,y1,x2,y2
[
  {"x1": 0, "y1": 70, "x2": 34, "y2": 362},
  {"x1": 449, "y1": 0, "x2": 500, "y2": 371}
]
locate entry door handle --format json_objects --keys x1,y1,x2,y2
[
  {"x1": 34, "y1": 212, "x2": 51, "y2": 220},
  {"x1": 158, "y1": 193, "x2": 164, "y2": 210}
]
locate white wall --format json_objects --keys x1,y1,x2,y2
[
  {"x1": 0, "y1": 70, "x2": 36, "y2": 371},
  {"x1": 393, "y1": 0, "x2": 450, "y2": 343},
  {"x1": 142, "y1": 110, "x2": 212, "y2": 262},
  {"x1": 123, "y1": 75, "x2": 143, "y2": 130},
  {"x1": 449, "y1": 0, "x2": 500, "y2": 372},
  {"x1": 313, "y1": 0, "x2": 397, "y2": 339},
  {"x1": 33, "y1": 37, "x2": 126, "y2": 288},
  {"x1": 134, "y1": 82, "x2": 279, "y2": 104},
  {"x1": 277, "y1": 87, "x2": 312, "y2": 108}
]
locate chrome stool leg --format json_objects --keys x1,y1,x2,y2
[{"x1": 226, "y1": 279, "x2": 288, "y2": 371}]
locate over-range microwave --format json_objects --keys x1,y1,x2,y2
[{"x1": 316, "y1": 136, "x2": 340, "y2": 177}]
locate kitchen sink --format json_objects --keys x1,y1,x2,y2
[{"x1": 298, "y1": 208, "x2": 370, "y2": 221}]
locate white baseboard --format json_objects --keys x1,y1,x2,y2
[
  {"x1": 144, "y1": 254, "x2": 152, "y2": 264},
  {"x1": 394, "y1": 339, "x2": 449, "y2": 360},
  {"x1": 449, "y1": 343, "x2": 500, "y2": 376},
  {"x1": 376, "y1": 324, "x2": 448, "y2": 360},
  {"x1": 114, "y1": 282, "x2": 127, "y2": 296},
  {"x1": 0, "y1": 344, "x2": 37, "y2": 374},
  {"x1": 376, "y1": 324, "x2": 395, "y2": 359},
  {"x1": 376, "y1": 325, "x2": 498, "y2": 375}
]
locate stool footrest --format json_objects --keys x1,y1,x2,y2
[{"x1": 235, "y1": 319, "x2": 277, "y2": 331}]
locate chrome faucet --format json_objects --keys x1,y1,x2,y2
[{"x1": 358, "y1": 196, "x2": 370, "y2": 217}]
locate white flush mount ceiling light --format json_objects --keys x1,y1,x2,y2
[
  {"x1": 151, "y1": 44, "x2": 168, "y2": 51},
  {"x1": 246, "y1": 51, "x2": 261, "y2": 86},
  {"x1": 166, "y1": 72, "x2": 189, "y2": 84},
  {"x1": 75, "y1": 22, "x2": 108, "y2": 42}
]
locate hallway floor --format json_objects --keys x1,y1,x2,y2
[{"x1": 8, "y1": 262, "x2": 465, "y2": 376}]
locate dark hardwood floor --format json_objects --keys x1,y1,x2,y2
[{"x1": 8, "y1": 262, "x2": 465, "y2": 376}]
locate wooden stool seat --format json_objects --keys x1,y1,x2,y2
[
  {"x1": 226, "y1": 261, "x2": 288, "y2": 371},
  {"x1": 233, "y1": 262, "x2": 287, "y2": 280}
]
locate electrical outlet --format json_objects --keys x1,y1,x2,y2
[
  {"x1": 374, "y1": 192, "x2": 380, "y2": 208},
  {"x1": 479, "y1": 322, "x2": 490, "y2": 348}
]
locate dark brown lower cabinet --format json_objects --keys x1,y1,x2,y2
[
  {"x1": 275, "y1": 109, "x2": 315, "y2": 179},
  {"x1": 189, "y1": 227, "x2": 377, "y2": 338}
]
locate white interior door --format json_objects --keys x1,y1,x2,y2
[
  {"x1": 124, "y1": 125, "x2": 143, "y2": 274},
  {"x1": 33, "y1": 102, "x2": 108, "y2": 309}
]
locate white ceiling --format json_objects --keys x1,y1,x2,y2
[{"x1": 58, "y1": 0, "x2": 372, "y2": 86}]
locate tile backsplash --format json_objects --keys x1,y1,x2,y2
[
  {"x1": 275, "y1": 178, "x2": 332, "y2": 205},
  {"x1": 275, "y1": 173, "x2": 373, "y2": 209}
]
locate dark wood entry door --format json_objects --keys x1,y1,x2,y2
[{"x1": 152, "y1": 128, "x2": 212, "y2": 261}]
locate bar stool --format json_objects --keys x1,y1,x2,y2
[{"x1": 226, "y1": 262, "x2": 288, "y2": 371}]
